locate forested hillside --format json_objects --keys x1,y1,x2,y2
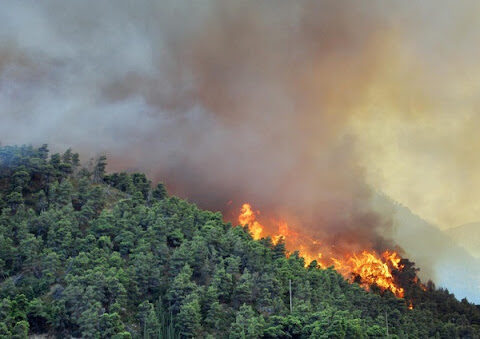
[{"x1": 0, "y1": 145, "x2": 479, "y2": 338}]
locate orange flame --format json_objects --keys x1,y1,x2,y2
[
  {"x1": 237, "y1": 202, "x2": 405, "y2": 298},
  {"x1": 332, "y1": 250, "x2": 404, "y2": 298},
  {"x1": 238, "y1": 203, "x2": 264, "y2": 240}
]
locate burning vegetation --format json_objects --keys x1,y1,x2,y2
[{"x1": 238, "y1": 203, "x2": 409, "y2": 298}]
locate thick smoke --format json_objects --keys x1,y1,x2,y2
[{"x1": 1, "y1": 1, "x2": 480, "y2": 300}]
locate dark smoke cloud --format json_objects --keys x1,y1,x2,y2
[{"x1": 1, "y1": 0, "x2": 480, "y2": 301}]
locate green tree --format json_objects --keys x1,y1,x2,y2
[
  {"x1": 176, "y1": 294, "x2": 201, "y2": 338},
  {"x1": 11, "y1": 320, "x2": 29, "y2": 339},
  {"x1": 93, "y1": 155, "x2": 107, "y2": 183},
  {"x1": 229, "y1": 304, "x2": 264, "y2": 339},
  {"x1": 152, "y1": 182, "x2": 167, "y2": 201},
  {"x1": 167, "y1": 265, "x2": 197, "y2": 314}
]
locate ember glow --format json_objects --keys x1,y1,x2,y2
[{"x1": 238, "y1": 203, "x2": 405, "y2": 298}]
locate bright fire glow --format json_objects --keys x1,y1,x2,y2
[
  {"x1": 238, "y1": 202, "x2": 405, "y2": 298},
  {"x1": 238, "y1": 203, "x2": 264, "y2": 240},
  {"x1": 332, "y1": 251, "x2": 404, "y2": 298}
]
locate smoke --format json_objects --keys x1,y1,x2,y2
[{"x1": 1, "y1": 1, "x2": 480, "y2": 300}]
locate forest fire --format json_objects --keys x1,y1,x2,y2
[{"x1": 238, "y1": 203, "x2": 405, "y2": 298}]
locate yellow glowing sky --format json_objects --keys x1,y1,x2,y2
[{"x1": 348, "y1": 45, "x2": 480, "y2": 229}]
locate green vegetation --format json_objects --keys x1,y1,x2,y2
[{"x1": 0, "y1": 144, "x2": 479, "y2": 338}]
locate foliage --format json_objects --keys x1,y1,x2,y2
[{"x1": 0, "y1": 144, "x2": 479, "y2": 338}]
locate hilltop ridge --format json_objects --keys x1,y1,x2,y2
[{"x1": 447, "y1": 222, "x2": 480, "y2": 258}]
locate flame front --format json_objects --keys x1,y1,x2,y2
[
  {"x1": 238, "y1": 203, "x2": 405, "y2": 298},
  {"x1": 333, "y1": 251, "x2": 404, "y2": 298},
  {"x1": 239, "y1": 203, "x2": 264, "y2": 240}
]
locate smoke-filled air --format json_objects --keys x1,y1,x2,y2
[{"x1": 1, "y1": 0, "x2": 480, "y2": 302}]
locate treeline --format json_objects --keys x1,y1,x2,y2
[{"x1": 0, "y1": 144, "x2": 479, "y2": 338}]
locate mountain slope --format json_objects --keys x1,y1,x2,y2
[
  {"x1": 447, "y1": 222, "x2": 480, "y2": 258},
  {"x1": 372, "y1": 194, "x2": 480, "y2": 304},
  {"x1": 1, "y1": 144, "x2": 479, "y2": 338}
]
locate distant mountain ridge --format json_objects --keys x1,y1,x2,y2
[
  {"x1": 372, "y1": 193, "x2": 480, "y2": 304},
  {"x1": 447, "y1": 222, "x2": 480, "y2": 258}
]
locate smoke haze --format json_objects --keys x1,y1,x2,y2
[{"x1": 1, "y1": 1, "x2": 480, "y2": 301}]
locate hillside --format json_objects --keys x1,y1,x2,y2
[
  {"x1": 371, "y1": 194, "x2": 480, "y2": 304},
  {"x1": 1, "y1": 144, "x2": 479, "y2": 338},
  {"x1": 447, "y1": 223, "x2": 480, "y2": 259}
]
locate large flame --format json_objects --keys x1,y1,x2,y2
[
  {"x1": 238, "y1": 203, "x2": 405, "y2": 298},
  {"x1": 238, "y1": 203, "x2": 264, "y2": 240}
]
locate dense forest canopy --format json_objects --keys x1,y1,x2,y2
[{"x1": 0, "y1": 144, "x2": 479, "y2": 338}]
